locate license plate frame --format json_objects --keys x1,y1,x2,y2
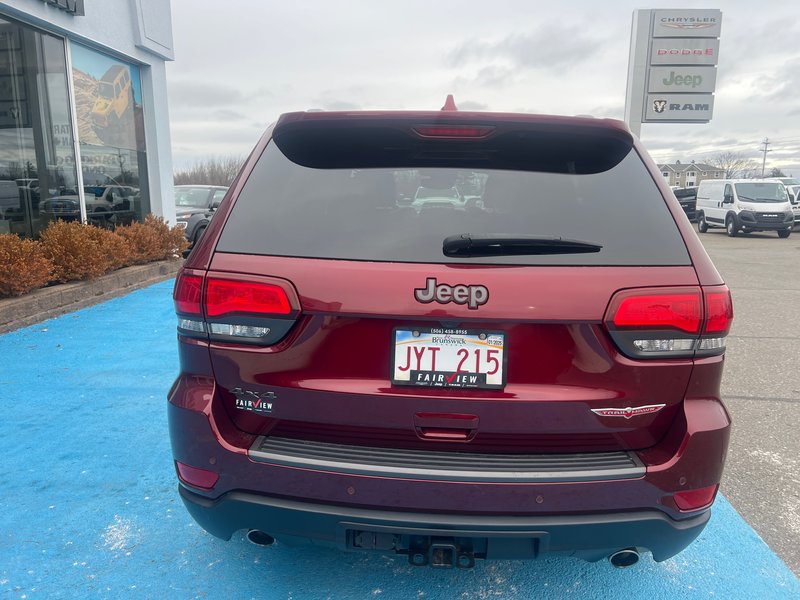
[{"x1": 390, "y1": 327, "x2": 507, "y2": 390}]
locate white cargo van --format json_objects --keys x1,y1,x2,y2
[{"x1": 695, "y1": 179, "x2": 794, "y2": 238}]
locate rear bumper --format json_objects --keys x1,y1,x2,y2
[
  {"x1": 168, "y1": 364, "x2": 730, "y2": 562},
  {"x1": 179, "y1": 485, "x2": 710, "y2": 562}
]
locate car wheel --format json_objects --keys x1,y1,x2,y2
[
  {"x1": 697, "y1": 213, "x2": 708, "y2": 233},
  {"x1": 778, "y1": 228, "x2": 791, "y2": 239},
  {"x1": 726, "y1": 215, "x2": 738, "y2": 237},
  {"x1": 193, "y1": 223, "x2": 207, "y2": 244}
]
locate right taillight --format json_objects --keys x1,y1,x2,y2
[
  {"x1": 173, "y1": 270, "x2": 300, "y2": 345},
  {"x1": 604, "y1": 285, "x2": 732, "y2": 359},
  {"x1": 697, "y1": 286, "x2": 733, "y2": 355}
]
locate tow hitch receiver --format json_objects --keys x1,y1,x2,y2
[{"x1": 409, "y1": 537, "x2": 475, "y2": 569}]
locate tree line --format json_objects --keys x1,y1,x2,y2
[{"x1": 173, "y1": 156, "x2": 245, "y2": 187}]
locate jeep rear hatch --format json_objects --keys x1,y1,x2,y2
[{"x1": 188, "y1": 113, "x2": 725, "y2": 453}]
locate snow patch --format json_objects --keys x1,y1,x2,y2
[{"x1": 102, "y1": 515, "x2": 135, "y2": 552}]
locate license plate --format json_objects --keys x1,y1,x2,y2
[{"x1": 391, "y1": 328, "x2": 506, "y2": 389}]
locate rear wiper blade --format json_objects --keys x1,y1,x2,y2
[{"x1": 443, "y1": 233, "x2": 602, "y2": 257}]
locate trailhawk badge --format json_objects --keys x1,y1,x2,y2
[{"x1": 591, "y1": 404, "x2": 666, "y2": 419}]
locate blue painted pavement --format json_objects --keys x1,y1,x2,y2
[{"x1": 0, "y1": 280, "x2": 798, "y2": 599}]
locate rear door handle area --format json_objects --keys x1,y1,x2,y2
[{"x1": 414, "y1": 412, "x2": 479, "y2": 441}]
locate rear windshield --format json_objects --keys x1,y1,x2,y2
[{"x1": 218, "y1": 137, "x2": 690, "y2": 266}]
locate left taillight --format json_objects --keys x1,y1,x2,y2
[{"x1": 173, "y1": 271, "x2": 300, "y2": 345}]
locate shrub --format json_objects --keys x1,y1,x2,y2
[
  {"x1": 114, "y1": 220, "x2": 164, "y2": 264},
  {"x1": 144, "y1": 214, "x2": 190, "y2": 259},
  {"x1": 39, "y1": 221, "x2": 112, "y2": 282},
  {"x1": 85, "y1": 226, "x2": 134, "y2": 270},
  {"x1": 0, "y1": 234, "x2": 53, "y2": 297},
  {"x1": 115, "y1": 215, "x2": 188, "y2": 264}
]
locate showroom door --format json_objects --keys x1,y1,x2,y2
[{"x1": 0, "y1": 17, "x2": 79, "y2": 238}]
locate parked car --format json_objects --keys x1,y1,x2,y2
[
  {"x1": 765, "y1": 177, "x2": 800, "y2": 186},
  {"x1": 412, "y1": 186, "x2": 463, "y2": 208},
  {"x1": 695, "y1": 179, "x2": 793, "y2": 237},
  {"x1": 786, "y1": 184, "x2": 800, "y2": 228},
  {"x1": 174, "y1": 185, "x2": 228, "y2": 228},
  {"x1": 40, "y1": 185, "x2": 136, "y2": 226},
  {"x1": 181, "y1": 208, "x2": 217, "y2": 257},
  {"x1": 169, "y1": 101, "x2": 733, "y2": 569},
  {"x1": 672, "y1": 187, "x2": 698, "y2": 222}
]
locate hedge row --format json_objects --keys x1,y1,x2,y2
[{"x1": 0, "y1": 216, "x2": 188, "y2": 298}]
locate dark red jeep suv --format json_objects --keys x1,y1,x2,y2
[{"x1": 168, "y1": 100, "x2": 733, "y2": 569}]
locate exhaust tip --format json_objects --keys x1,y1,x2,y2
[
  {"x1": 246, "y1": 529, "x2": 275, "y2": 547},
  {"x1": 609, "y1": 548, "x2": 640, "y2": 568}
]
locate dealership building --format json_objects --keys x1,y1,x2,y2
[{"x1": 0, "y1": 0, "x2": 174, "y2": 238}]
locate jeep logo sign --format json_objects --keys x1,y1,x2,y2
[
  {"x1": 648, "y1": 66, "x2": 717, "y2": 93},
  {"x1": 414, "y1": 278, "x2": 489, "y2": 310}
]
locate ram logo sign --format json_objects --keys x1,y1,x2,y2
[{"x1": 645, "y1": 94, "x2": 714, "y2": 122}]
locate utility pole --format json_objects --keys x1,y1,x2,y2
[{"x1": 759, "y1": 138, "x2": 771, "y2": 177}]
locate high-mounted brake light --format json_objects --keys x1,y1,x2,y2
[
  {"x1": 413, "y1": 125, "x2": 495, "y2": 139},
  {"x1": 205, "y1": 278, "x2": 292, "y2": 318}
]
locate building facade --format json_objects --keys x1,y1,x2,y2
[
  {"x1": 0, "y1": 0, "x2": 174, "y2": 238},
  {"x1": 657, "y1": 161, "x2": 725, "y2": 188}
]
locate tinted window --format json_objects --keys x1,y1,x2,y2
[
  {"x1": 175, "y1": 187, "x2": 212, "y2": 208},
  {"x1": 218, "y1": 142, "x2": 690, "y2": 266}
]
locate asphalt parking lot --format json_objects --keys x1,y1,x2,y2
[
  {"x1": 1, "y1": 229, "x2": 799, "y2": 599},
  {"x1": 694, "y1": 227, "x2": 800, "y2": 576}
]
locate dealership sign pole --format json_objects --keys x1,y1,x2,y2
[{"x1": 624, "y1": 9, "x2": 722, "y2": 137}]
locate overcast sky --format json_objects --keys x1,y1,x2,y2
[{"x1": 166, "y1": 0, "x2": 800, "y2": 175}]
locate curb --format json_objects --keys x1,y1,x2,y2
[{"x1": 0, "y1": 260, "x2": 182, "y2": 334}]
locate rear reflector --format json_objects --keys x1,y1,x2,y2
[
  {"x1": 673, "y1": 484, "x2": 719, "y2": 511},
  {"x1": 611, "y1": 290, "x2": 702, "y2": 334},
  {"x1": 205, "y1": 278, "x2": 292, "y2": 318},
  {"x1": 175, "y1": 461, "x2": 219, "y2": 490},
  {"x1": 174, "y1": 274, "x2": 203, "y2": 315},
  {"x1": 412, "y1": 125, "x2": 495, "y2": 138}
]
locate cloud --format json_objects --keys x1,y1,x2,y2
[
  {"x1": 317, "y1": 100, "x2": 362, "y2": 111},
  {"x1": 454, "y1": 65, "x2": 518, "y2": 89},
  {"x1": 457, "y1": 100, "x2": 490, "y2": 111},
  {"x1": 213, "y1": 109, "x2": 247, "y2": 121},
  {"x1": 448, "y1": 26, "x2": 607, "y2": 72},
  {"x1": 747, "y1": 57, "x2": 800, "y2": 103},
  {"x1": 168, "y1": 80, "x2": 247, "y2": 108}
]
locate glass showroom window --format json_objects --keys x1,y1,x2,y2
[
  {"x1": 0, "y1": 17, "x2": 79, "y2": 238},
  {"x1": 69, "y1": 42, "x2": 148, "y2": 228}
]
